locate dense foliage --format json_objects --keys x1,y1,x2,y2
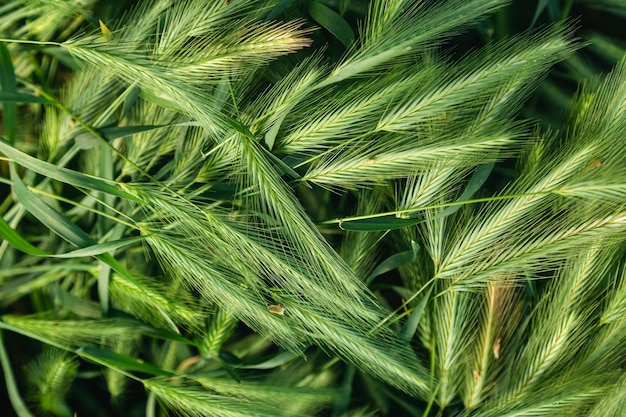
[{"x1": 0, "y1": 1, "x2": 625, "y2": 416}]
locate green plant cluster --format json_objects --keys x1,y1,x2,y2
[{"x1": 0, "y1": 1, "x2": 625, "y2": 416}]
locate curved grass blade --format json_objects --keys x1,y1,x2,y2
[
  {"x1": 398, "y1": 285, "x2": 433, "y2": 344},
  {"x1": 434, "y1": 162, "x2": 495, "y2": 220},
  {"x1": 0, "y1": 217, "x2": 145, "y2": 258},
  {"x1": 530, "y1": 0, "x2": 560, "y2": 28},
  {"x1": 0, "y1": 43, "x2": 17, "y2": 144},
  {"x1": 0, "y1": 91, "x2": 53, "y2": 105},
  {"x1": 309, "y1": 0, "x2": 354, "y2": 47},
  {"x1": 0, "y1": 215, "x2": 49, "y2": 256},
  {"x1": 366, "y1": 241, "x2": 420, "y2": 285},
  {"x1": 0, "y1": 330, "x2": 35, "y2": 417},
  {"x1": 11, "y1": 163, "x2": 98, "y2": 248},
  {"x1": 53, "y1": 236, "x2": 146, "y2": 258},
  {"x1": 78, "y1": 346, "x2": 175, "y2": 377},
  {"x1": 0, "y1": 138, "x2": 142, "y2": 203},
  {"x1": 120, "y1": 84, "x2": 140, "y2": 121}
]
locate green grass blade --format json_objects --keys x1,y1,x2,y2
[
  {"x1": 0, "y1": 217, "x2": 144, "y2": 257},
  {"x1": 0, "y1": 214, "x2": 49, "y2": 255},
  {"x1": 398, "y1": 285, "x2": 433, "y2": 344},
  {"x1": 0, "y1": 330, "x2": 35, "y2": 417},
  {"x1": 434, "y1": 162, "x2": 495, "y2": 220},
  {"x1": 0, "y1": 138, "x2": 142, "y2": 203},
  {"x1": 0, "y1": 42, "x2": 17, "y2": 144},
  {"x1": 530, "y1": 0, "x2": 555, "y2": 27},
  {"x1": 51, "y1": 236, "x2": 146, "y2": 258},
  {"x1": 10, "y1": 163, "x2": 97, "y2": 248},
  {"x1": 309, "y1": 0, "x2": 355, "y2": 47},
  {"x1": 77, "y1": 346, "x2": 175, "y2": 377},
  {"x1": 0, "y1": 91, "x2": 53, "y2": 104},
  {"x1": 366, "y1": 241, "x2": 420, "y2": 285}
]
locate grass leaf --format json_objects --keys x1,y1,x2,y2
[{"x1": 309, "y1": 0, "x2": 355, "y2": 47}]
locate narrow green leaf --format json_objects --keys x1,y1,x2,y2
[
  {"x1": 138, "y1": 88, "x2": 181, "y2": 111},
  {"x1": 530, "y1": 0, "x2": 555, "y2": 27},
  {"x1": 339, "y1": 215, "x2": 424, "y2": 231},
  {"x1": 330, "y1": 162, "x2": 496, "y2": 231},
  {"x1": 309, "y1": 0, "x2": 355, "y2": 47},
  {"x1": 97, "y1": 144, "x2": 115, "y2": 316},
  {"x1": 11, "y1": 164, "x2": 96, "y2": 248},
  {"x1": 119, "y1": 85, "x2": 141, "y2": 121},
  {"x1": 0, "y1": 42, "x2": 18, "y2": 144},
  {"x1": 0, "y1": 215, "x2": 49, "y2": 256},
  {"x1": 12, "y1": 162, "x2": 102, "y2": 311},
  {"x1": 0, "y1": 138, "x2": 142, "y2": 203},
  {"x1": 52, "y1": 236, "x2": 146, "y2": 258},
  {"x1": 398, "y1": 285, "x2": 433, "y2": 344},
  {"x1": 73, "y1": 133, "x2": 101, "y2": 150},
  {"x1": 0, "y1": 91, "x2": 53, "y2": 105},
  {"x1": 0, "y1": 330, "x2": 35, "y2": 417},
  {"x1": 320, "y1": 49, "x2": 398, "y2": 87},
  {"x1": 226, "y1": 117, "x2": 255, "y2": 139},
  {"x1": 367, "y1": 241, "x2": 420, "y2": 285},
  {"x1": 77, "y1": 346, "x2": 175, "y2": 377},
  {"x1": 0, "y1": 215, "x2": 144, "y2": 258},
  {"x1": 264, "y1": 109, "x2": 288, "y2": 150},
  {"x1": 261, "y1": 145, "x2": 302, "y2": 180},
  {"x1": 435, "y1": 162, "x2": 495, "y2": 220},
  {"x1": 215, "y1": 356, "x2": 242, "y2": 383}
]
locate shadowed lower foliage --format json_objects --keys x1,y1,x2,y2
[{"x1": 0, "y1": 0, "x2": 624, "y2": 416}]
